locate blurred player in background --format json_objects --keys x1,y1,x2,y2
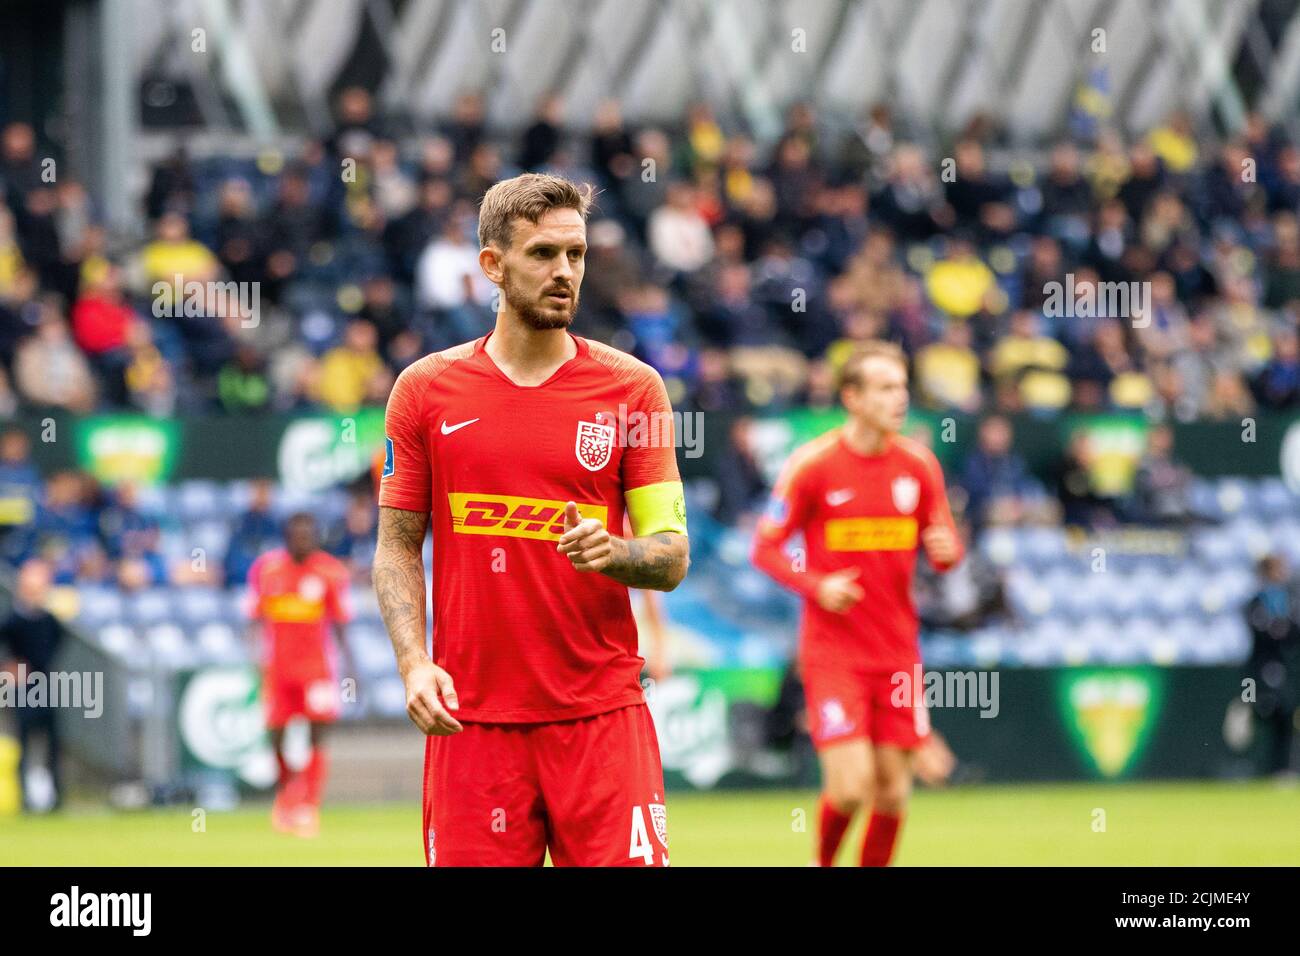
[
  {"x1": 752, "y1": 341, "x2": 962, "y2": 866},
  {"x1": 247, "y1": 512, "x2": 354, "y2": 837},
  {"x1": 375, "y1": 173, "x2": 689, "y2": 866},
  {"x1": 0, "y1": 558, "x2": 63, "y2": 811}
]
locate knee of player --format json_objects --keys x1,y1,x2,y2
[
  {"x1": 826, "y1": 778, "x2": 871, "y2": 814},
  {"x1": 874, "y1": 777, "x2": 912, "y2": 813}
]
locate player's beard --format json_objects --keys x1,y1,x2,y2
[{"x1": 501, "y1": 270, "x2": 579, "y2": 330}]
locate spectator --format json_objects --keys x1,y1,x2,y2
[
  {"x1": 326, "y1": 487, "x2": 378, "y2": 580},
  {"x1": 70, "y1": 263, "x2": 135, "y2": 405},
  {"x1": 315, "y1": 319, "x2": 389, "y2": 412},
  {"x1": 1, "y1": 123, "x2": 43, "y2": 206},
  {"x1": 519, "y1": 94, "x2": 565, "y2": 172},
  {"x1": 415, "y1": 206, "x2": 494, "y2": 346},
  {"x1": 212, "y1": 178, "x2": 264, "y2": 287},
  {"x1": 924, "y1": 237, "x2": 995, "y2": 319},
  {"x1": 1250, "y1": 325, "x2": 1300, "y2": 410},
  {"x1": 223, "y1": 479, "x2": 280, "y2": 586},
  {"x1": 647, "y1": 182, "x2": 714, "y2": 276},
  {"x1": 1130, "y1": 424, "x2": 1194, "y2": 524},
  {"x1": 1052, "y1": 430, "x2": 1117, "y2": 529},
  {"x1": 590, "y1": 99, "x2": 634, "y2": 188},
  {"x1": 959, "y1": 416, "x2": 1038, "y2": 526},
  {"x1": 0, "y1": 558, "x2": 65, "y2": 810},
  {"x1": 138, "y1": 211, "x2": 219, "y2": 288},
  {"x1": 0, "y1": 428, "x2": 40, "y2": 563},
  {"x1": 122, "y1": 319, "x2": 177, "y2": 416},
  {"x1": 1245, "y1": 555, "x2": 1300, "y2": 777},
  {"x1": 14, "y1": 308, "x2": 96, "y2": 413},
  {"x1": 217, "y1": 344, "x2": 272, "y2": 414},
  {"x1": 915, "y1": 516, "x2": 1008, "y2": 631},
  {"x1": 713, "y1": 417, "x2": 767, "y2": 524},
  {"x1": 915, "y1": 321, "x2": 982, "y2": 412}
]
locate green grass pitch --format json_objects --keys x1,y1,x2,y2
[{"x1": 2, "y1": 781, "x2": 1295, "y2": 865}]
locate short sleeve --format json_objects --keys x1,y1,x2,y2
[
  {"x1": 379, "y1": 363, "x2": 433, "y2": 513},
  {"x1": 755, "y1": 454, "x2": 816, "y2": 544}
]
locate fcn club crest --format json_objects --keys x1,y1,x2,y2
[
  {"x1": 575, "y1": 420, "x2": 615, "y2": 471},
  {"x1": 648, "y1": 803, "x2": 668, "y2": 848},
  {"x1": 891, "y1": 475, "x2": 920, "y2": 514}
]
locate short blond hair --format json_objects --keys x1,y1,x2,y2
[
  {"x1": 478, "y1": 173, "x2": 594, "y2": 249},
  {"x1": 837, "y1": 340, "x2": 908, "y2": 391}
]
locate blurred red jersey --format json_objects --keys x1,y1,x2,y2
[
  {"x1": 379, "y1": 332, "x2": 683, "y2": 723},
  {"x1": 247, "y1": 548, "x2": 351, "y2": 681},
  {"x1": 752, "y1": 430, "x2": 961, "y2": 673}
]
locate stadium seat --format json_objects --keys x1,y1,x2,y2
[
  {"x1": 174, "y1": 587, "x2": 226, "y2": 628},
  {"x1": 146, "y1": 624, "x2": 199, "y2": 670},
  {"x1": 176, "y1": 480, "x2": 225, "y2": 523},
  {"x1": 126, "y1": 588, "x2": 174, "y2": 626},
  {"x1": 76, "y1": 586, "x2": 125, "y2": 627},
  {"x1": 195, "y1": 622, "x2": 243, "y2": 664}
]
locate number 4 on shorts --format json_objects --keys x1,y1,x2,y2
[{"x1": 628, "y1": 804, "x2": 669, "y2": 866}]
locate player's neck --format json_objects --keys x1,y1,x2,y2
[
  {"x1": 484, "y1": 314, "x2": 577, "y2": 386},
  {"x1": 841, "y1": 418, "x2": 893, "y2": 456}
]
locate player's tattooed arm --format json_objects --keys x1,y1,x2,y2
[
  {"x1": 603, "y1": 531, "x2": 690, "y2": 592},
  {"x1": 375, "y1": 506, "x2": 462, "y2": 735},
  {"x1": 374, "y1": 506, "x2": 430, "y2": 672},
  {"x1": 557, "y1": 501, "x2": 689, "y2": 591}
]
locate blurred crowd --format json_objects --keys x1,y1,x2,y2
[
  {"x1": 0, "y1": 425, "x2": 376, "y2": 591},
  {"x1": 2, "y1": 90, "x2": 1300, "y2": 426},
  {"x1": 4, "y1": 89, "x2": 1300, "y2": 540}
]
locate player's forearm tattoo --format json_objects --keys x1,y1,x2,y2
[
  {"x1": 602, "y1": 532, "x2": 689, "y2": 592},
  {"x1": 374, "y1": 507, "x2": 430, "y2": 675}
]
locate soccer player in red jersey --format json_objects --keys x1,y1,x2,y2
[
  {"x1": 246, "y1": 513, "x2": 354, "y2": 837},
  {"x1": 375, "y1": 173, "x2": 689, "y2": 867},
  {"x1": 751, "y1": 341, "x2": 963, "y2": 866}
]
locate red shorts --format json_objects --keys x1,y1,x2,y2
[
  {"x1": 802, "y1": 663, "x2": 929, "y2": 751},
  {"x1": 263, "y1": 670, "x2": 340, "y2": 729},
  {"x1": 422, "y1": 703, "x2": 668, "y2": 867}
]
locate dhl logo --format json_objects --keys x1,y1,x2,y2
[
  {"x1": 448, "y1": 494, "x2": 608, "y2": 541},
  {"x1": 825, "y1": 516, "x2": 918, "y2": 552},
  {"x1": 263, "y1": 593, "x2": 326, "y2": 623}
]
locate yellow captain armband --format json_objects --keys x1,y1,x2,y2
[{"x1": 625, "y1": 481, "x2": 688, "y2": 537}]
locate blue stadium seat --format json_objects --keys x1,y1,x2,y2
[
  {"x1": 176, "y1": 480, "x2": 224, "y2": 523},
  {"x1": 77, "y1": 586, "x2": 125, "y2": 627},
  {"x1": 146, "y1": 624, "x2": 199, "y2": 670},
  {"x1": 1254, "y1": 478, "x2": 1296, "y2": 520},
  {"x1": 1188, "y1": 478, "x2": 1222, "y2": 521},
  {"x1": 195, "y1": 622, "x2": 243, "y2": 664},
  {"x1": 978, "y1": 526, "x2": 1019, "y2": 568},
  {"x1": 99, "y1": 624, "x2": 148, "y2": 668},
  {"x1": 370, "y1": 677, "x2": 408, "y2": 719},
  {"x1": 1004, "y1": 567, "x2": 1054, "y2": 620},
  {"x1": 188, "y1": 520, "x2": 233, "y2": 564},
  {"x1": 1019, "y1": 526, "x2": 1069, "y2": 571},
  {"x1": 1213, "y1": 478, "x2": 1252, "y2": 520},
  {"x1": 126, "y1": 588, "x2": 174, "y2": 626},
  {"x1": 351, "y1": 624, "x2": 395, "y2": 677},
  {"x1": 174, "y1": 587, "x2": 226, "y2": 628}
]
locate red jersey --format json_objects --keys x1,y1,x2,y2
[
  {"x1": 247, "y1": 548, "x2": 351, "y2": 681},
  {"x1": 752, "y1": 430, "x2": 961, "y2": 673},
  {"x1": 378, "y1": 333, "x2": 684, "y2": 723}
]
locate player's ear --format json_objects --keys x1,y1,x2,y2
[{"x1": 478, "y1": 245, "x2": 505, "y2": 285}]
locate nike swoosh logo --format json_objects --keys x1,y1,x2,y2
[
  {"x1": 825, "y1": 490, "x2": 854, "y2": 506},
  {"x1": 440, "y1": 418, "x2": 480, "y2": 435}
]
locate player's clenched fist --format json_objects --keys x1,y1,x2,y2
[
  {"x1": 921, "y1": 524, "x2": 961, "y2": 567},
  {"x1": 402, "y1": 658, "x2": 463, "y2": 736},
  {"x1": 815, "y1": 566, "x2": 865, "y2": 614},
  {"x1": 557, "y1": 501, "x2": 613, "y2": 572}
]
